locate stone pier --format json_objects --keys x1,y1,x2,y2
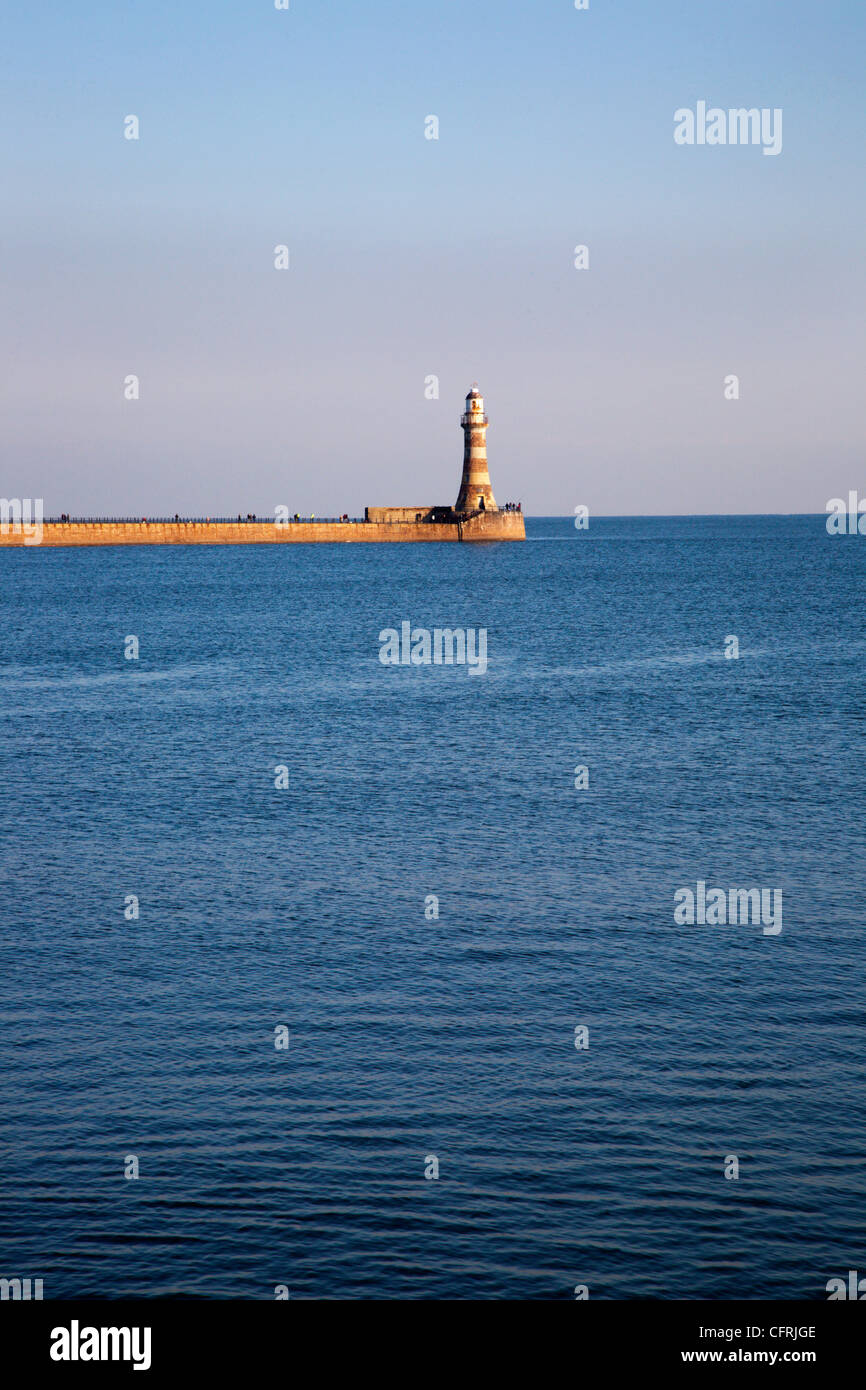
[{"x1": 0, "y1": 512, "x2": 525, "y2": 548}]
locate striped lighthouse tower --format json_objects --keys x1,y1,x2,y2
[{"x1": 455, "y1": 384, "x2": 497, "y2": 514}]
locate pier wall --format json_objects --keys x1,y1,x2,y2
[{"x1": 0, "y1": 513, "x2": 525, "y2": 548}]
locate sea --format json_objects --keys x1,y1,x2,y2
[{"x1": 1, "y1": 515, "x2": 864, "y2": 1299}]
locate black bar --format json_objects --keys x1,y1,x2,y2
[{"x1": 0, "y1": 1299, "x2": 860, "y2": 1378}]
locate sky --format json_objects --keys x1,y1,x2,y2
[{"x1": 2, "y1": 0, "x2": 864, "y2": 516}]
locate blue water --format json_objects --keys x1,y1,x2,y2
[{"x1": 1, "y1": 515, "x2": 864, "y2": 1299}]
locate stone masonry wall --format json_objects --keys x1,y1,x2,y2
[{"x1": 0, "y1": 513, "x2": 525, "y2": 548}]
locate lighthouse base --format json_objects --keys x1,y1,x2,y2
[
  {"x1": 364, "y1": 506, "x2": 524, "y2": 541},
  {"x1": 453, "y1": 510, "x2": 524, "y2": 541}
]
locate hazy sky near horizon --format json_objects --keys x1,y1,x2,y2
[{"x1": 2, "y1": 0, "x2": 864, "y2": 516}]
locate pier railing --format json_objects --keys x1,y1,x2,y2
[
  {"x1": 40, "y1": 510, "x2": 522, "y2": 525},
  {"x1": 42, "y1": 516, "x2": 368, "y2": 525}
]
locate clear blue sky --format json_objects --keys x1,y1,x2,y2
[{"x1": 2, "y1": 0, "x2": 864, "y2": 514}]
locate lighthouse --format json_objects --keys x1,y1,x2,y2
[
  {"x1": 455, "y1": 384, "x2": 497, "y2": 514},
  {"x1": 361, "y1": 383, "x2": 522, "y2": 538}
]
